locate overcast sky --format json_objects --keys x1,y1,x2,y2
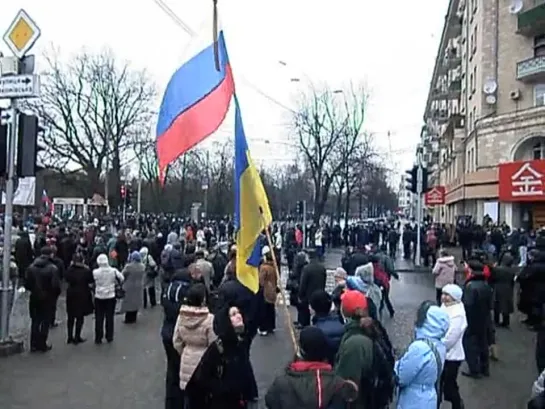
[{"x1": 1, "y1": 0, "x2": 448, "y2": 181}]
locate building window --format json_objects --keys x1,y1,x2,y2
[
  {"x1": 473, "y1": 25, "x2": 477, "y2": 54},
  {"x1": 535, "y1": 35, "x2": 545, "y2": 57},
  {"x1": 533, "y1": 143, "x2": 545, "y2": 160},
  {"x1": 470, "y1": 71, "x2": 474, "y2": 94},
  {"x1": 472, "y1": 106, "x2": 477, "y2": 128},
  {"x1": 469, "y1": 110, "x2": 474, "y2": 130},
  {"x1": 535, "y1": 84, "x2": 545, "y2": 106},
  {"x1": 472, "y1": 66, "x2": 477, "y2": 92},
  {"x1": 473, "y1": 0, "x2": 478, "y2": 13}
]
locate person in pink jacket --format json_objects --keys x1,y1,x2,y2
[{"x1": 432, "y1": 249, "x2": 457, "y2": 305}]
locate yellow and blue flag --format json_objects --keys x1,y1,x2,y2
[{"x1": 234, "y1": 95, "x2": 273, "y2": 293}]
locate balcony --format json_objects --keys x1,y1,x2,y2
[
  {"x1": 517, "y1": 55, "x2": 545, "y2": 82},
  {"x1": 517, "y1": 2, "x2": 545, "y2": 37}
]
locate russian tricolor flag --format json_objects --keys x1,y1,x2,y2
[{"x1": 156, "y1": 31, "x2": 235, "y2": 180}]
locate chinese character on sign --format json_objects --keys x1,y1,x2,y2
[{"x1": 511, "y1": 162, "x2": 544, "y2": 197}]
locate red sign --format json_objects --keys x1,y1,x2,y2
[
  {"x1": 499, "y1": 160, "x2": 545, "y2": 202},
  {"x1": 425, "y1": 186, "x2": 446, "y2": 205}
]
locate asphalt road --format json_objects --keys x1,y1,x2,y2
[{"x1": 0, "y1": 250, "x2": 537, "y2": 409}]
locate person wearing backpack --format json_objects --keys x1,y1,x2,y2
[
  {"x1": 395, "y1": 301, "x2": 449, "y2": 409},
  {"x1": 265, "y1": 326, "x2": 358, "y2": 409},
  {"x1": 335, "y1": 290, "x2": 395, "y2": 409}
]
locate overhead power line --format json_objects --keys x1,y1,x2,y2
[{"x1": 151, "y1": 0, "x2": 296, "y2": 113}]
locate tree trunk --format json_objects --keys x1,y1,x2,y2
[
  {"x1": 344, "y1": 188, "x2": 352, "y2": 225},
  {"x1": 179, "y1": 155, "x2": 188, "y2": 212},
  {"x1": 111, "y1": 154, "x2": 121, "y2": 209},
  {"x1": 358, "y1": 192, "x2": 363, "y2": 219}
]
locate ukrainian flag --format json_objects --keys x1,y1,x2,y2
[{"x1": 234, "y1": 95, "x2": 273, "y2": 293}]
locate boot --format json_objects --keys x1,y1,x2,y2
[{"x1": 489, "y1": 344, "x2": 499, "y2": 361}]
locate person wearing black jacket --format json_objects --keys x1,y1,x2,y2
[
  {"x1": 14, "y1": 231, "x2": 34, "y2": 283},
  {"x1": 297, "y1": 250, "x2": 326, "y2": 328},
  {"x1": 160, "y1": 269, "x2": 192, "y2": 409},
  {"x1": 462, "y1": 260, "x2": 493, "y2": 378},
  {"x1": 24, "y1": 246, "x2": 61, "y2": 352}
]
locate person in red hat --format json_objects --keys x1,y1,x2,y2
[{"x1": 335, "y1": 291, "x2": 395, "y2": 409}]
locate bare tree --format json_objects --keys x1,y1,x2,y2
[
  {"x1": 341, "y1": 134, "x2": 377, "y2": 220},
  {"x1": 32, "y1": 48, "x2": 156, "y2": 201},
  {"x1": 294, "y1": 85, "x2": 367, "y2": 224}
]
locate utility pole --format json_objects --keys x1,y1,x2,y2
[
  {"x1": 302, "y1": 199, "x2": 307, "y2": 249},
  {"x1": 0, "y1": 9, "x2": 41, "y2": 351},
  {"x1": 415, "y1": 146, "x2": 423, "y2": 267}
]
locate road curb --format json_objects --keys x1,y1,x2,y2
[{"x1": 395, "y1": 268, "x2": 432, "y2": 273}]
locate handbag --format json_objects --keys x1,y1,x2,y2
[{"x1": 114, "y1": 271, "x2": 125, "y2": 299}]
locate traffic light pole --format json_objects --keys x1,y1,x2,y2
[
  {"x1": 415, "y1": 148, "x2": 423, "y2": 267},
  {"x1": 302, "y1": 200, "x2": 307, "y2": 249},
  {"x1": 1, "y1": 99, "x2": 18, "y2": 342}
]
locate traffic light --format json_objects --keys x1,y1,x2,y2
[
  {"x1": 422, "y1": 167, "x2": 430, "y2": 193},
  {"x1": 120, "y1": 185, "x2": 126, "y2": 199},
  {"x1": 126, "y1": 185, "x2": 133, "y2": 203},
  {"x1": 296, "y1": 200, "x2": 303, "y2": 215},
  {"x1": 405, "y1": 166, "x2": 417, "y2": 194},
  {"x1": 17, "y1": 113, "x2": 40, "y2": 177}
]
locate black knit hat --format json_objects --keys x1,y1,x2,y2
[
  {"x1": 299, "y1": 327, "x2": 329, "y2": 362},
  {"x1": 309, "y1": 290, "x2": 331, "y2": 315}
]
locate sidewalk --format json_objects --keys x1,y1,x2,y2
[{"x1": 394, "y1": 246, "x2": 464, "y2": 273}]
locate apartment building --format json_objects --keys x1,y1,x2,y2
[
  {"x1": 422, "y1": 0, "x2": 545, "y2": 229},
  {"x1": 398, "y1": 176, "x2": 414, "y2": 217}
]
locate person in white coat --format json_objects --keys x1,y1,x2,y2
[{"x1": 440, "y1": 284, "x2": 468, "y2": 409}]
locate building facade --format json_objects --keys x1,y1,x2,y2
[
  {"x1": 421, "y1": 0, "x2": 545, "y2": 229},
  {"x1": 398, "y1": 175, "x2": 414, "y2": 217}
]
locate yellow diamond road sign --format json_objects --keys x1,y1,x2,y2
[{"x1": 3, "y1": 9, "x2": 41, "y2": 59}]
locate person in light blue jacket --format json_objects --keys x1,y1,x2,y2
[{"x1": 395, "y1": 301, "x2": 450, "y2": 409}]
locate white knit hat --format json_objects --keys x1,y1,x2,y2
[{"x1": 442, "y1": 284, "x2": 463, "y2": 302}]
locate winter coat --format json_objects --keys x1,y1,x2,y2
[
  {"x1": 140, "y1": 247, "x2": 158, "y2": 289},
  {"x1": 93, "y1": 254, "x2": 124, "y2": 300},
  {"x1": 463, "y1": 273, "x2": 493, "y2": 334},
  {"x1": 120, "y1": 261, "x2": 145, "y2": 312},
  {"x1": 25, "y1": 255, "x2": 61, "y2": 306},
  {"x1": 185, "y1": 305, "x2": 258, "y2": 409},
  {"x1": 441, "y1": 301, "x2": 467, "y2": 361},
  {"x1": 173, "y1": 305, "x2": 216, "y2": 389},
  {"x1": 395, "y1": 306, "x2": 449, "y2": 409},
  {"x1": 65, "y1": 262, "x2": 94, "y2": 317},
  {"x1": 432, "y1": 256, "x2": 456, "y2": 289},
  {"x1": 335, "y1": 318, "x2": 374, "y2": 408},
  {"x1": 259, "y1": 261, "x2": 278, "y2": 304},
  {"x1": 265, "y1": 361, "x2": 356, "y2": 409},
  {"x1": 298, "y1": 261, "x2": 326, "y2": 302},
  {"x1": 355, "y1": 264, "x2": 382, "y2": 311},
  {"x1": 160, "y1": 270, "x2": 192, "y2": 342},
  {"x1": 312, "y1": 313, "x2": 345, "y2": 365},
  {"x1": 491, "y1": 265, "x2": 516, "y2": 315},
  {"x1": 194, "y1": 258, "x2": 214, "y2": 290}
]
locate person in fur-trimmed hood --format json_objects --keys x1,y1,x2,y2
[{"x1": 432, "y1": 249, "x2": 457, "y2": 305}]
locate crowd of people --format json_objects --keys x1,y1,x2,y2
[{"x1": 8, "y1": 213, "x2": 545, "y2": 408}]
